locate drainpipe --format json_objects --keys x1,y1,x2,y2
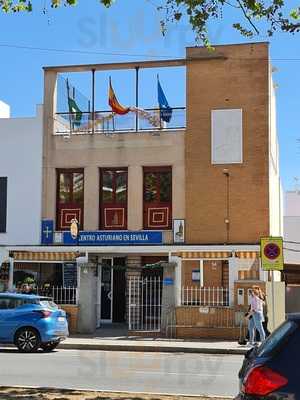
[{"x1": 8, "y1": 256, "x2": 14, "y2": 292}]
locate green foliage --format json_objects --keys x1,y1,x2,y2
[
  {"x1": 23, "y1": 276, "x2": 35, "y2": 285},
  {"x1": 1, "y1": 0, "x2": 300, "y2": 45}
]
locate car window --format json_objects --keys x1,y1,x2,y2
[
  {"x1": 0, "y1": 297, "x2": 16, "y2": 309},
  {"x1": 257, "y1": 320, "x2": 297, "y2": 357}
]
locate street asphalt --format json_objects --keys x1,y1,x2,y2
[{"x1": 0, "y1": 348, "x2": 242, "y2": 397}]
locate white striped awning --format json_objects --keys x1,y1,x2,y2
[
  {"x1": 235, "y1": 251, "x2": 260, "y2": 259},
  {"x1": 176, "y1": 251, "x2": 232, "y2": 259},
  {"x1": 12, "y1": 252, "x2": 78, "y2": 262}
]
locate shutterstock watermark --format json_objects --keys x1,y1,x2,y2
[
  {"x1": 77, "y1": 9, "x2": 194, "y2": 56},
  {"x1": 76, "y1": 350, "x2": 225, "y2": 391}
]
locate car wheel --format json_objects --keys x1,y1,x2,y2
[
  {"x1": 40, "y1": 341, "x2": 59, "y2": 352},
  {"x1": 15, "y1": 328, "x2": 41, "y2": 353}
]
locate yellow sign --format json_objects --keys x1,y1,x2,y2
[{"x1": 260, "y1": 237, "x2": 284, "y2": 271}]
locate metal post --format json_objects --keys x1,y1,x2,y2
[
  {"x1": 271, "y1": 270, "x2": 276, "y2": 331},
  {"x1": 135, "y1": 67, "x2": 139, "y2": 132},
  {"x1": 128, "y1": 279, "x2": 132, "y2": 330},
  {"x1": 91, "y1": 69, "x2": 95, "y2": 134}
]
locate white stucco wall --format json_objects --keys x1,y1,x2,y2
[
  {"x1": 0, "y1": 100, "x2": 10, "y2": 118},
  {"x1": 284, "y1": 191, "x2": 300, "y2": 265},
  {"x1": 269, "y1": 72, "x2": 283, "y2": 237},
  {"x1": 0, "y1": 104, "x2": 43, "y2": 245}
]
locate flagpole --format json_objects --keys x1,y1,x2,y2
[
  {"x1": 135, "y1": 66, "x2": 140, "y2": 132},
  {"x1": 91, "y1": 69, "x2": 95, "y2": 134},
  {"x1": 66, "y1": 79, "x2": 72, "y2": 133},
  {"x1": 157, "y1": 74, "x2": 162, "y2": 130}
]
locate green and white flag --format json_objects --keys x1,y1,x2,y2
[{"x1": 66, "y1": 79, "x2": 82, "y2": 127}]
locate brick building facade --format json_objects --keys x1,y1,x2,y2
[{"x1": 3, "y1": 42, "x2": 284, "y2": 338}]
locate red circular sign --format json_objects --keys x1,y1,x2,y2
[{"x1": 264, "y1": 242, "x2": 281, "y2": 260}]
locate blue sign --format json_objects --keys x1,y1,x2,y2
[
  {"x1": 63, "y1": 231, "x2": 163, "y2": 246},
  {"x1": 163, "y1": 277, "x2": 174, "y2": 286},
  {"x1": 41, "y1": 220, "x2": 54, "y2": 245}
]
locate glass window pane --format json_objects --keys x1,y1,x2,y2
[
  {"x1": 116, "y1": 171, "x2": 127, "y2": 203},
  {"x1": 73, "y1": 173, "x2": 84, "y2": 203},
  {"x1": 102, "y1": 171, "x2": 113, "y2": 202},
  {"x1": 59, "y1": 173, "x2": 72, "y2": 203},
  {"x1": 257, "y1": 320, "x2": 297, "y2": 358},
  {"x1": 160, "y1": 172, "x2": 172, "y2": 202},
  {"x1": 144, "y1": 173, "x2": 157, "y2": 202}
]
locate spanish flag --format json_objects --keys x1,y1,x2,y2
[{"x1": 108, "y1": 77, "x2": 130, "y2": 115}]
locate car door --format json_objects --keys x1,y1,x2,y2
[{"x1": 0, "y1": 297, "x2": 17, "y2": 342}]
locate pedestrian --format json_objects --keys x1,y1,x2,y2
[
  {"x1": 259, "y1": 287, "x2": 271, "y2": 338},
  {"x1": 247, "y1": 286, "x2": 266, "y2": 345}
]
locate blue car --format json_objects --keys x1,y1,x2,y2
[{"x1": 0, "y1": 293, "x2": 69, "y2": 353}]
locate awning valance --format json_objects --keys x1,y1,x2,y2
[
  {"x1": 175, "y1": 250, "x2": 260, "y2": 259},
  {"x1": 235, "y1": 251, "x2": 260, "y2": 259},
  {"x1": 176, "y1": 251, "x2": 232, "y2": 259},
  {"x1": 12, "y1": 252, "x2": 78, "y2": 262}
]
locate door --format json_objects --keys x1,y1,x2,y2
[
  {"x1": 0, "y1": 297, "x2": 17, "y2": 341},
  {"x1": 100, "y1": 259, "x2": 113, "y2": 323},
  {"x1": 112, "y1": 268, "x2": 126, "y2": 323}
]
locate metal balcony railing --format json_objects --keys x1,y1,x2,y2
[
  {"x1": 181, "y1": 287, "x2": 230, "y2": 307},
  {"x1": 54, "y1": 107, "x2": 186, "y2": 135},
  {"x1": 36, "y1": 286, "x2": 78, "y2": 305}
]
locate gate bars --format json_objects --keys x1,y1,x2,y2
[{"x1": 128, "y1": 277, "x2": 162, "y2": 331}]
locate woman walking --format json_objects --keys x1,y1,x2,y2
[{"x1": 248, "y1": 286, "x2": 266, "y2": 345}]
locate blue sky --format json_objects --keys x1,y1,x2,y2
[{"x1": 0, "y1": 0, "x2": 299, "y2": 191}]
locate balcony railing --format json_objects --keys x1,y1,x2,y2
[
  {"x1": 36, "y1": 286, "x2": 78, "y2": 305},
  {"x1": 54, "y1": 107, "x2": 186, "y2": 135},
  {"x1": 181, "y1": 287, "x2": 229, "y2": 307}
]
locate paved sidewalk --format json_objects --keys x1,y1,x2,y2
[{"x1": 60, "y1": 335, "x2": 249, "y2": 355}]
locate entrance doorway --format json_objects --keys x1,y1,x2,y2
[{"x1": 97, "y1": 257, "x2": 126, "y2": 328}]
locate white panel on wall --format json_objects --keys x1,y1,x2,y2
[{"x1": 211, "y1": 109, "x2": 243, "y2": 164}]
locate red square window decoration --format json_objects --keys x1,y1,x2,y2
[{"x1": 148, "y1": 207, "x2": 169, "y2": 228}]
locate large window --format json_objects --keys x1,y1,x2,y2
[
  {"x1": 100, "y1": 168, "x2": 127, "y2": 230},
  {"x1": 0, "y1": 177, "x2": 7, "y2": 233},
  {"x1": 56, "y1": 169, "x2": 84, "y2": 230},
  {"x1": 143, "y1": 167, "x2": 172, "y2": 230}
]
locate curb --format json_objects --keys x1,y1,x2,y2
[
  {"x1": 0, "y1": 385, "x2": 234, "y2": 399},
  {"x1": 59, "y1": 342, "x2": 247, "y2": 355}
]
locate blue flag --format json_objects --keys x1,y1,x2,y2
[{"x1": 157, "y1": 76, "x2": 172, "y2": 123}]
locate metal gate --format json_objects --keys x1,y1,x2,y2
[{"x1": 128, "y1": 277, "x2": 162, "y2": 331}]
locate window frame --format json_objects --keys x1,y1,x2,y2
[
  {"x1": 56, "y1": 168, "x2": 84, "y2": 230},
  {"x1": 99, "y1": 167, "x2": 128, "y2": 230},
  {"x1": 143, "y1": 166, "x2": 172, "y2": 230}
]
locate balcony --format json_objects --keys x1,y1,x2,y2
[{"x1": 54, "y1": 107, "x2": 186, "y2": 135}]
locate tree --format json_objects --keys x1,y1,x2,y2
[{"x1": 1, "y1": 0, "x2": 300, "y2": 45}]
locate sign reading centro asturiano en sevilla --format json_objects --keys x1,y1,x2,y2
[
  {"x1": 41, "y1": 221, "x2": 163, "y2": 245},
  {"x1": 63, "y1": 230, "x2": 163, "y2": 245}
]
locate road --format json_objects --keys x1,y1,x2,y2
[{"x1": 0, "y1": 348, "x2": 242, "y2": 397}]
